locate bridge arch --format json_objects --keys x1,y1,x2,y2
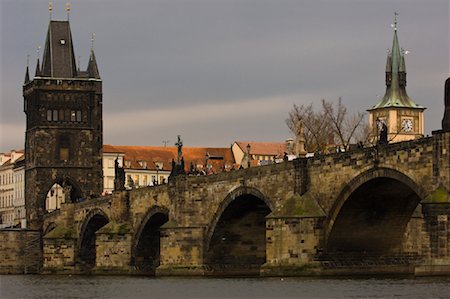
[
  {"x1": 204, "y1": 186, "x2": 273, "y2": 274},
  {"x1": 77, "y1": 208, "x2": 109, "y2": 270},
  {"x1": 132, "y1": 206, "x2": 169, "y2": 274},
  {"x1": 325, "y1": 167, "x2": 425, "y2": 253}
]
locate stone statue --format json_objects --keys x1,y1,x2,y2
[
  {"x1": 294, "y1": 120, "x2": 307, "y2": 157},
  {"x1": 379, "y1": 122, "x2": 388, "y2": 145},
  {"x1": 114, "y1": 157, "x2": 126, "y2": 191},
  {"x1": 442, "y1": 77, "x2": 450, "y2": 132},
  {"x1": 175, "y1": 135, "x2": 183, "y2": 164}
]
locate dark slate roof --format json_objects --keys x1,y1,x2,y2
[{"x1": 41, "y1": 20, "x2": 78, "y2": 78}]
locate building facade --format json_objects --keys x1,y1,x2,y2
[
  {"x1": 368, "y1": 17, "x2": 425, "y2": 143},
  {"x1": 0, "y1": 151, "x2": 25, "y2": 228}
]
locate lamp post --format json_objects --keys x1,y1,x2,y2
[
  {"x1": 154, "y1": 162, "x2": 160, "y2": 185},
  {"x1": 246, "y1": 143, "x2": 251, "y2": 168}
]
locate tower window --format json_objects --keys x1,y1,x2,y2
[
  {"x1": 76, "y1": 111, "x2": 82, "y2": 122},
  {"x1": 47, "y1": 110, "x2": 52, "y2": 121},
  {"x1": 53, "y1": 110, "x2": 58, "y2": 121},
  {"x1": 58, "y1": 135, "x2": 70, "y2": 161}
]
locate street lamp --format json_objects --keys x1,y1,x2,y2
[{"x1": 154, "y1": 162, "x2": 160, "y2": 185}]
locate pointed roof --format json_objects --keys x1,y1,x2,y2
[
  {"x1": 369, "y1": 21, "x2": 424, "y2": 111},
  {"x1": 35, "y1": 58, "x2": 41, "y2": 76},
  {"x1": 87, "y1": 49, "x2": 100, "y2": 79},
  {"x1": 24, "y1": 66, "x2": 30, "y2": 84},
  {"x1": 41, "y1": 20, "x2": 78, "y2": 78}
]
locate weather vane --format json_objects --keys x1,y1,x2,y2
[
  {"x1": 66, "y1": 0, "x2": 71, "y2": 20},
  {"x1": 391, "y1": 12, "x2": 399, "y2": 31},
  {"x1": 49, "y1": 0, "x2": 53, "y2": 19},
  {"x1": 91, "y1": 32, "x2": 96, "y2": 50},
  {"x1": 36, "y1": 45, "x2": 41, "y2": 58}
]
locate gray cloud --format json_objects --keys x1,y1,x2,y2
[{"x1": 1, "y1": 0, "x2": 448, "y2": 151}]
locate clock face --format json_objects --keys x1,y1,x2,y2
[{"x1": 402, "y1": 118, "x2": 413, "y2": 132}]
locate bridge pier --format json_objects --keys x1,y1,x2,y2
[
  {"x1": 261, "y1": 193, "x2": 326, "y2": 276},
  {"x1": 93, "y1": 222, "x2": 134, "y2": 274},
  {"x1": 416, "y1": 195, "x2": 450, "y2": 275},
  {"x1": 156, "y1": 224, "x2": 207, "y2": 276}
]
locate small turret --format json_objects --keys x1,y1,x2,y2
[
  {"x1": 35, "y1": 58, "x2": 41, "y2": 77},
  {"x1": 24, "y1": 66, "x2": 30, "y2": 84},
  {"x1": 87, "y1": 49, "x2": 100, "y2": 79}
]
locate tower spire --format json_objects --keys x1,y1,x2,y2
[
  {"x1": 35, "y1": 45, "x2": 41, "y2": 76},
  {"x1": 24, "y1": 55, "x2": 30, "y2": 84},
  {"x1": 87, "y1": 33, "x2": 100, "y2": 79},
  {"x1": 369, "y1": 13, "x2": 423, "y2": 110}
]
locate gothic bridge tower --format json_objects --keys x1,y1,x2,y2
[
  {"x1": 23, "y1": 16, "x2": 103, "y2": 230},
  {"x1": 368, "y1": 15, "x2": 426, "y2": 143}
]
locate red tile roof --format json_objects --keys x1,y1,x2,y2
[
  {"x1": 103, "y1": 145, "x2": 235, "y2": 173},
  {"x1": 235, "y1": 141, "x2": 288, "y2": 157}
]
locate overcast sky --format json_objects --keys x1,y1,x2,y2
[{"x1": 0, "y1": 0, "x2": 448, "y2": 152}]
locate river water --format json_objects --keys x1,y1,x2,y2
[{"x1": 1, "y1": 275, "x2": 449, "y2": 299}]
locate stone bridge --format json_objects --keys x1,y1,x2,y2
[{"x1": 41, "y1": 131, "x2": 450, "y2": 276}]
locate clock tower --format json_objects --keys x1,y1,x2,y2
[{"x1": 368, "y1": 15, "x2": 426, "y2": 143}]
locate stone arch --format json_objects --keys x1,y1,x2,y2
[
  {"x1": 324, "y1": 167, "x2": 425, "y2": 252},
  {"x1": 77, "y1": 208, "x2": 109, "y2": 269},
  {"x1": 43, "y1": 222, "x2": 57, "y2": 235},
  {"x1": 42, "y1": 176, "x2": 84, "y2": 211},
  {"x1": 205, "y1": 186, "x2": 274, "y2": 251},
  {"x1": 204, "y1": 186, "x2": 273, "y2": 274},
  {"x1": 131, "y1": 205, "x2": 169, "y2": 274}
]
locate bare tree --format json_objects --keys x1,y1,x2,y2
[
  {"x1": 287, "y1": 98, "x2": 368, "y2": 153},
  {"x1": 286, "y1": 103, "x2": 333, "y2": 153},
  {"x1": 321, "y1": 98, "x2": 366, "y2": 151}
]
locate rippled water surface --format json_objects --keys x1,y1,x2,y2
[{"x1": 1, "y1": 275, "x2": 450, "y2": 299}]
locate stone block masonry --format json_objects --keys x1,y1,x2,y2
[{"x1": 0, "y1": 230, "x2": 42, "y2": 274}]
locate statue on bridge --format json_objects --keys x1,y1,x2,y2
[
  {"x1": 442, "y1": 77, "x2": 450, "y2": 132},
  {"x1": 377, "y1": 119, "x2": 388, "y2": 145},
  {"x1": 170, "y1": 135, "x2": 186, "y2": 179},
  {"x1": 114, "y1": 156, "x2": 126, "y2": 191}
]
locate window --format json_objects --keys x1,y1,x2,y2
[
  {"x1": 47, "y1": 110, "x2": 52, "y2": 121},
  {"x1": 59, "y1": 109, "x2": 64, "y2": 121},
  {"x1": 76, "y1": 111, "x2": 82, "y2": 122},
  {"x1": 134, "y1": 175, "x2": 139, "y2": 186},
  {"x1": 71, "y1": 111, "x2": 76, "y2": 122},
  {"x1": 53, "y1": 110, "x2": 58, "y2": 121},
  {"x1": 108, "y1": 159, "x2": 114, "y2": 168},
  {"x1": 143, "y1": 175, "x2": 148, "y2": 186},
  {"x1": 58, "y1": 135, "x2": 70, "y2": 161}
]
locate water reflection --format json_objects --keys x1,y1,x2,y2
[{"x1": 1, "y1": 275, "x2": 449, "y2": 299}]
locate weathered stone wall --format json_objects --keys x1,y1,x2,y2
[
  {"x1": 265, "y1": 218, "x2": 323, "y2": 265},
  {"x1": 94, "y1": 223, "x2": 133, "y2": 274},
  {"x1": 0, "y1": 229, "x2": 42, "y2": 274},
  {"x1": 42, "y1": 238, "x2": 76, "y2": 273}
]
